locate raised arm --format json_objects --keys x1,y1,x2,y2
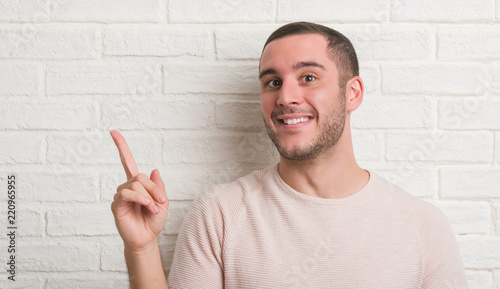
[{"x1": 110, "y1": 130, "x2": 169, "y2": 289}]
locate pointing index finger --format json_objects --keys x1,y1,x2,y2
[{"x1": 110, "y1": 130, "x2": 140, "y2": 180}]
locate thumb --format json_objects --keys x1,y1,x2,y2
[
  {"x1": 150, "y1": 169, "x2": 165, "y2": 191},
  {"x1": 150, "y1": 169, "x2": 168, "y2": 208}
]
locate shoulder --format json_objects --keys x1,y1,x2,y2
[
  {"x1": 189, "y1": 165, "x2": 275, "y2": 220},
  {"x1": 372, "y1": 173, "x2": 466, "y2": 284},
  {"x1": 372, "y1": 173, "x2": 450, "y2": 230}
]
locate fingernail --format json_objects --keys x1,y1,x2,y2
[
  {"x1": 153, "y1": 205, "x2": 160, "y2": 214},
  {"x1": 158, "y1": 194, "x2": 166, "y2": 203},
  {"x1": 144, "y1": 198, "x2": 151, "y2": 205}
]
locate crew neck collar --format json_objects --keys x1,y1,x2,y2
[{"x1": 270, "y1": 163, "x2": 378, "y2": 206}]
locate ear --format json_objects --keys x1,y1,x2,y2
[{"x1": 344, "y1": 76, "x2": 364, "y2": 112}]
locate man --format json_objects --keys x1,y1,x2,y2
[{"x1": 111, "y1": 22, "x2": 467, "y2": 288}]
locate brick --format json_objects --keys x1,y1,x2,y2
[
  {"x1": 491, "y1": 63, "x2": 500, "y2": 95},
  {"x1": 0, "y1": 174, "x2": 8, "y2": 201},
  {"x1": 164, "y1": 62, "x2": 259, "y2": 94},
  {"x1": 46, "y1": 276, "x2": 129, "y2": 289},
  {"x1": 441, "y1": 167, "x2": 500, "y2": 199},
  {"x1": 439, "y1": 98, "x2": 500, "y2": 130},
  {"x1": 372, "y1": 167, "x2": 436, "y2": 198},
  {"x1": 169, "y1": 0, "x2": 274, "y2": 23},
  {"x1": 0, "y1": 102, "x2": 94, "y2": 130},
  {"x1": 0, "y1": 63, "x2": 38, "y2": 95},
  {"x1": 0, "y1": 132, "x2": 42, "y2": 164},
  {"x1": 497, "y1": 133, "x2": 500, "y2": 165},
  {"x1": 465, "y1": 270, "x2": 493, "y2": 289},
  {"x1": 19, "y1": 240, "x2": 100, "y2": 271},
  {"x1": 101, "y1": 100, "x2": 215, "y2": 130},
  {"x1": 497, "y1": 202, "x2": 500, "y2": 235},
  {"x1": 101, "y1": 238, "x2": 127, "y2": 272},
  {"x1": 382, "y1": 63, "x2": 487, "y2": 96},
  {"x1": 386, "y1": 131, "x2": 492, "y2": 162},
  {"x1": 391, "y1": 0, "x2": 494, "y2": 22},
  {"x1": 165, "y1": 201, "x2": 192, "y2": 235},
  {"x1": 359, "y1": 64, "x2": 379, "y2": 93},
  {"x1": 101, "y1": 169, "x2": 131, "y2": 201},
  {"x1": 216, "y1": 25, "x2": 278, "y2": 59},
  {"x1": 18, "y1": 172, "x2": 98, "y2": 203},
  {"x1": 0, "y1": 0, "x2": 48, "y2": 22},
  {"x1": 50, "y1": 0, "x2": 163, "y2": 22},
  {"x1": 458, "y1": 236, "x2": 500, "y2": 269},
  {"x1": 498, "y1": 1, "x2": 500, "y2": 22},
  {"x1": 215, "y1": 101, "x2": 264, "y2": 130},
  {"x1": 47, "y1": 207, "x2": 116, "y2": 236},
  {"x1": 0, "y1": 277, "x2": 44, "y2": 289},
  {"x1": 47, "y1": 132, "x2": 162, "y2": 165},
  {"x1": 278, "y1": 0, "x2": 388, "y2": 22},
  {"x1": 438, "y1": 26, "x2": 500, "y2": 60},
  {"x1": 47, "y1": 63, "x2": 161, "y2": 95},
  {"x1": 351, "y1": 130, "x2": 384, "y2": 162},
  {"x1": 162, "y1": 131, "x2": 278, "y2": 165},
  {"x1": 344, "y1": 25, "x2": 433, "y2": 60},
  {"x1": 352, "y1": 96, "x2": 431, "y2": 129},
  {"x1": 19, "y1": 209, "x2": 44, "y2": 237},
  {"x1": 0, "y1": 26, "x2": 98, "y2": 59},
  {"x1": 429, "y1": 201, "x2": 490, "y2": 234},
  {"x1": 104, "y1": 26, "x2": 210, "y2": 57},
  {"x1": 0, "y1": 208, "x2": 42, "y2": 237},
  {"x1": 219, "y1": 24, "x2": 433, "y2": 61}
]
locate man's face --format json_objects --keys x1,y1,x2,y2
[{"x1": 259, "y1": 33, "x2": 347, "y2": 161}]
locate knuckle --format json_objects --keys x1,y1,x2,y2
[
  {"x1": 130, "y1": 181, "x2": 142, "y2": 191},
  {"x1": 116, "y1": 183, "x2": 126, "y2": 192},
  {"x1": 136, "y1": 173, "x2": 148, "y2": 182}
]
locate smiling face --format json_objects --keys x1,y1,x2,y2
[{"x1": 259, "y1": 33, "x2": 347, "y2": 162}]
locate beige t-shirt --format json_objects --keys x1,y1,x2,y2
[{"x1": 168, "y1": 165, "x2": 467, "y2": 288}]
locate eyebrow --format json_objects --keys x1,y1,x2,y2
[
  {"x1": 258, "y1": 61, "x2": 326, "y2": 79},
  {"x1": 258, "y1": 68, "x2": 277, "y2": 80},
  {"x1": 293, "y1": 61, "x2": 325, "y2": 71}
]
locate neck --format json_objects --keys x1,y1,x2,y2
[{"x1": 277, "y1": 128, "x2": 369, "y2": 199}]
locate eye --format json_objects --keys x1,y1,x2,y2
[
  {"x1": 266, "y1": 79, "x2": 282, "y2": 89},
  {"x1": 302, "y1": 74, "x2": 316, "y2": 83}
]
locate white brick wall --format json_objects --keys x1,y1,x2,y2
[
  {"x1": 437, "y1": 25, "x2": 500, "y2": 60},
  {"x1": 343, "y1": 24, "x2": 434, "y2": 61},
  {"x1": 0, "y1": 63, "x2": 39, "y2": 95},
  {"x1": 1, "y1": 1, "x2": 499, "y2": 287},
  {"x1": 382, "y1": 63, "x2": 488, "y2": 95},
  {"x1": 0, "y1": 25, "x2": 99, "y2": 59},
  {"x1": 392, "y1": 0, "x2": 495, "y2": 22},
  {"x1": 50, "y1": 0, "x2": 165, "y2": 23},
  {"x1": 277, "y1": 0, "x2": 389, "y2": 22}
]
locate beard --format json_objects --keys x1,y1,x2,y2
[{"x1": 264, "y1": 94, "x2": 346, "y2": 162}]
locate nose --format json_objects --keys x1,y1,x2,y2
[{"x1": 277, "y1": 80, "x2": 303, "y2": 107}]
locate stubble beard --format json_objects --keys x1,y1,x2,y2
[{"x1": 264, "y1": 93, "x2": 346, "y2": 163}]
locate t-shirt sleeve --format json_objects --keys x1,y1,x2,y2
[
  {"x1": 167, "y1": 190, "x2": 225, "y2": 288},
  {"x1": 418, "y1": 203, "x2": 468, "y2": 289}
]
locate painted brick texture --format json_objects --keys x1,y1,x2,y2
[{"x1": 1, "y1": 1, "x2": 499, "y2": 288}]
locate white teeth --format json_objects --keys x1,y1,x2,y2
[{"x1": 284, "y1": 117, "x2": 309, "y2": 125}]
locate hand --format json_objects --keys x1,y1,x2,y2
[{"x1": 110, "y1": 130, "x2": 169, "y2": 251}]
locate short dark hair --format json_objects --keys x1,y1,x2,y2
[{"x1": 261, "y1": 22, "x2": 359, "y2": 88}]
